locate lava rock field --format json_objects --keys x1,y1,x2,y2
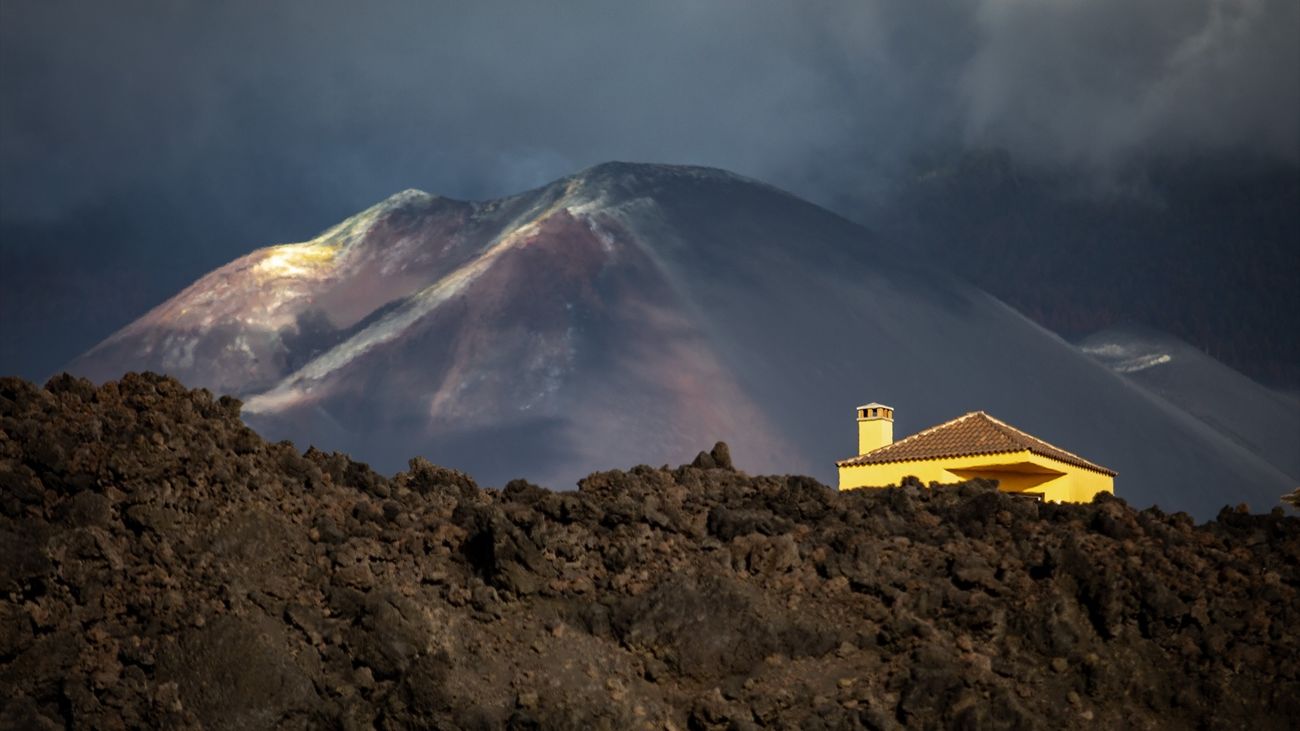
[{"x1": 1, "y1": 373, "x2": 1297, "y2": 729}]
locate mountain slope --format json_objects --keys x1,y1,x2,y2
[
  {"x1": 1079, "y1": 323, "x2": 1300, "y2": 482},
  {"x1": 872, "y1": 151, "x2": 1300, "y2": 387},
  {"x1": 67, "y1": 163, "x2": 1295, "y2": 516}
]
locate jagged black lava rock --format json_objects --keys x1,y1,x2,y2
[{"x1": 1, "y1": 373, "x2": 1298, "y2": 729}]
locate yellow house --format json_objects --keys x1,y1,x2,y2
[{"x1": 836, "y1": 403, "x2": 1115, "y2": 503}]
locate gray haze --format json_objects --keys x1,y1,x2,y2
[
  {"x1": 3, "y1": 0, "x2": 1297, "y2": 218},
  {"x1": 2, "y1": 0, "x2": 1298, "y2": 379}
]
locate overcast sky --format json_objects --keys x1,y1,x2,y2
[
  {"x1": 4, "y1": 0, "x2": 1297, "y2": 217},
  {"x1": 1, "y1": 0, "x2": 1298, "y2": 377}
]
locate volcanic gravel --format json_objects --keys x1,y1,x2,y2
[{"x1": 1, "y1": 373, "x2": 1298, "y2": 730}]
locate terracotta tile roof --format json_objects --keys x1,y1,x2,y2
[{"x1": 836, "y1": 411, "x2": 1117, "y2": 476}]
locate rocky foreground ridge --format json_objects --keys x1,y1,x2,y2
[{"x1": 1, "y1": 373, "x2": 1298, "y2": 730}]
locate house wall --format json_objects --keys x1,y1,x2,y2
[{"x1": 838, "y1": 450, "x2": 1114, "y2": 504}]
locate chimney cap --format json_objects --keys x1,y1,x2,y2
[{"x1": 856, "y1": 402, "x2": 893, "y2": 410}]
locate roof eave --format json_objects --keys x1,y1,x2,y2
[
  {"x1": 1026, "y1": 448, "x2": 1117, "y2": 477},
  {"x1": 837, "y1": 448, "x2": 1029, "y2": 469},
  {"x1": 838, "y1": 448, "x2": 1117, "y2": 477}
]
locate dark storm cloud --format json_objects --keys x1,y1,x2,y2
[
  {"x1": 3, "y1": 0, "x2": 1296, "y2": 221},
  {"x1": 959, "y1": 0, "x2": 1300, "y2": 169}
]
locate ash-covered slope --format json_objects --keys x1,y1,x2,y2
[
  {"x1": 872, "y1": 151, "x2": 1300, "y2": 388},
  {"x1": 1079, "y1": 323, "x2": 1300, "y2": 483},
  {"x1": 2, "y1": 375, "x2": 1298, "y2": 729},
  {"x1": 66, "y1": 162, "x2": 1294, "y2": 516},
  {"x1": 65, "y1": 189, "x2": 504, "y2": 397}
]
